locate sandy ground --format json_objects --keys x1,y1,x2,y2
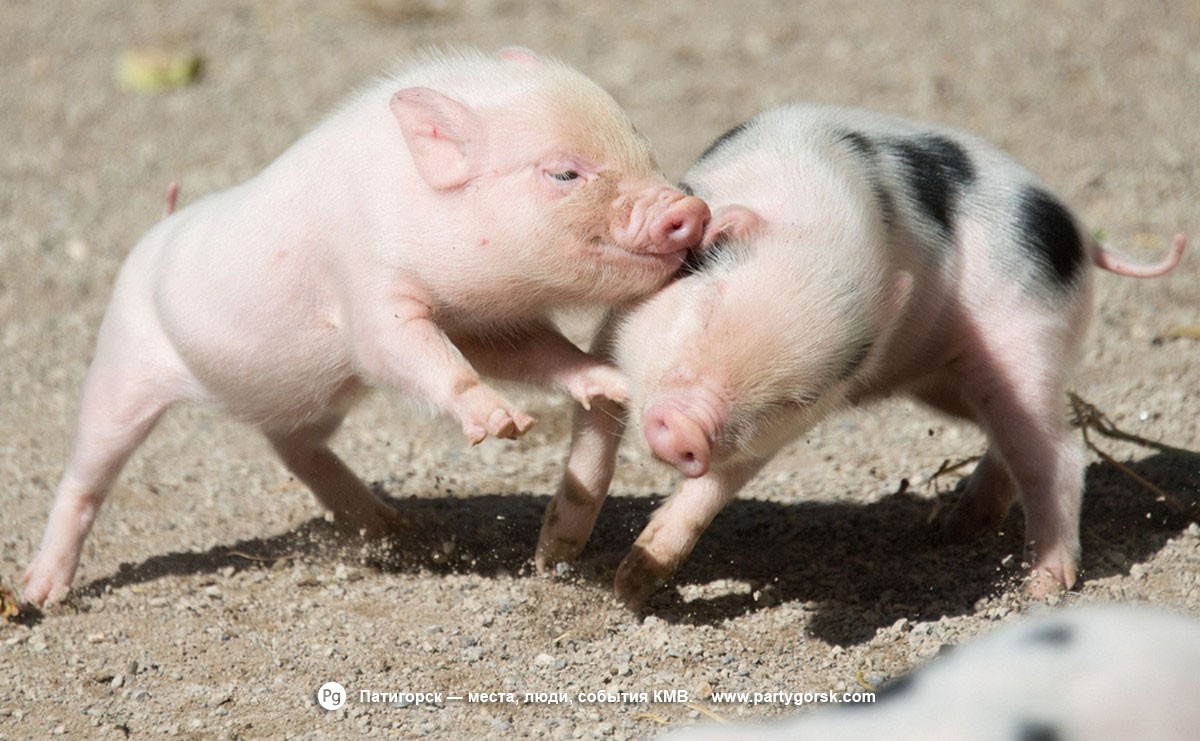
[{"x1": 2, "y1": 1, "x2": 1198, "y2": 738}]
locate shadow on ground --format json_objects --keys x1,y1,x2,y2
[{"x1": 66, "y1": 453, "x2": 1198, "y2": 645}]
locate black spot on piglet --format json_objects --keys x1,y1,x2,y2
[
  {"x1": 837, "y1": 129, "x2": 879, "y2": 159},
  {"x1": 1025, "y1": 622, "x2": 1074, "y2": 648},
  {"x1": 1016, "y1": 719, "x2": 1063, "y2": 741},
  {"x1": 834, "y1": 130, "x2": 898, "y2": 227},
  {"x1": 885, "y1": 135, "x2": 976, "y2": 241},
  {"x1": 1017, "y1": 186, "x2": 1085, "y2": 287},
  {"x1": 696, "y1": 121, "x2": 751, "y2": 163}
]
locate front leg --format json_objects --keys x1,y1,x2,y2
[
  {"x1": 453, "y1": 319, "x2": 628, "y2": 410},
  {"x1": 615, "y1": 457, "x2": 765, "y2": 609},
  {"x1": 349, "y1": 294, "x2": 535, "y2": 444},
  {"x1": 535, "y1": 397, "x2": 627, "y2": 570}
]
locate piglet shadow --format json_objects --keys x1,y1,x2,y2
[
  {"x1": 71, "y1": 519, "x2": 341, "y2": 603},
  {"x1": 639, "y1": 452, "x2": 1199, "y2": 643},
  {"x1": 69, "y1": 453, "x2": 1197, "y2": 649}
]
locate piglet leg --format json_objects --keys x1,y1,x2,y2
[
  {"x1": 615, "y1": 457, "x2": 763, "y2": 609},
  {"x1": 535, "y1": 397, "x2": 626, "y2": 570},
  {"x1": 22, "y1": 357, "x2": 179, "y2": 606},
  {"x1": 940, "y1": 448, "x2": 1020, "y2": 542},
  {"x1": 266, "y1": 415, "x2": 407, "y2": 538},
  {"x1": 533, "y1": 317, "x2": 626, "y2": 569},
  {"x1": 349, "y1": 294, "x2": 535, "y2": 445},
  {"x1": 452, "y1": 319, "x2": 628, "y2": 409},
  {"x1": 950, "y1": 342, "x2": 1084, "y2": 597}
]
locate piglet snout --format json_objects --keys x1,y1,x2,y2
[
  {"x1": 643, "y1": 402, "x2": 714, "y2": 478},
  {"x1": 649, "y1": 196, "x2": 710, "y2": 254}
]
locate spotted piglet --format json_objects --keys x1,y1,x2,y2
[
  {"x1": 667, "y1": 606, "x2": 1200, "y2": 740},
  {"x1": 536, "y1": 103, "x2": 1185, "y2": 607}
]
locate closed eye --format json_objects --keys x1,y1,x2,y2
[{"x1": 549, "y1": 169, "x2": 579, "y2": 182}]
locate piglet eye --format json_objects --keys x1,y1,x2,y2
[{"x1": 549, "y1": 169, "x2": 579, "y2": 182}]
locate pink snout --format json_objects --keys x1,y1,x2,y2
[
  {"x1": 648, "y1": 196, "x2": 710, "y2": 254},
  {"x1": 643, "y1": 403, "x2": 713, "y2": 478}
]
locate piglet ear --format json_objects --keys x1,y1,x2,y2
[
  {"x1": 703, "y1": 204, "x2": 761, "y2": 248},
  {"x1": 497, "y1": 46, "x2": 543, "y2": 67},
  {"x1": 390, "y1": 87, "x2": 482, "y2": 191}
]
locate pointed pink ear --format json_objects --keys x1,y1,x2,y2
[
  {"x1": 497, "y1": 46, "x2": 543, "y2": 67},
  {"x1": 703, "y1": 204, "x2": 760, "y2": 247},
  {"x1": 390, "y1": 87, "x2": 482, "y2": 191}
]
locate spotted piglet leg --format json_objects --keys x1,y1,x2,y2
[
  {"x1": 941, "y1": 447, "x2": 1021, "y2": 542},
  {"x1": 615, "y1": 457, "x2": 764, "y2": 609},
  {"x1": 535, "y1": 318, "x2": 626, "y2": 571},
  {"x1": 953, "y1": 345, "x2": 1084, "y2": 597}
]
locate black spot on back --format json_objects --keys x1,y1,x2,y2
[
  {"x1": 834, "y1": 129, "x2": 897, "y2": 227},
  {"x1": 883, "y1": 135, "x2": 976, "y2": 240},
  {"x1": 1025, "y1": 622, "x2": 1074, "y2": 648},
  {"x1": 1016, "y1": 720, "x2": 1063, "y2": 741},
  {"x1": 1018, "y1": 186, "x2": 1085, "y2": 287},
  {"x1": 697, "y1": 121, "x2": 751, "y2": 162},
  {"x1": 837, "y1": 129, "x2": 879, "y2": 159}
]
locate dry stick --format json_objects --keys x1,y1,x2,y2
[
  {"x1": 1155, "y1": 326, "x2": 1200, "y2": 342},
  {"x1": 1067, "y1": 391, "x2": 1200, "y2": 522},
  {"x1": 685, "y1": 703, "x2": 728, "y2": 724},
  {"x1": 921, "y1": 455, "x2": 982, "y2": 523},
  {"x1": 924, "y1": 455, "x2": 982, "y2": 491},
  {"x1": 227, "y1": 550, "x2": 297, "y2": 563},
  {"x1": 1067, "y1": 391, "x2": 1200, "y2": 462}
]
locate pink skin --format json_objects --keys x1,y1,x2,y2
[
  {"x1": 22, "y1": 47, "x2": 706, "y2": 608},
  {"x1": 537, "y1": 103, "x2": 1186, "y2": 608}
]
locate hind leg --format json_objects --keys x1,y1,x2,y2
[
  {"x1": 22, "y1": 363, "x2": 179, "y2": 606},
  {"x1": 940, "y1": 343, "x2": 1083, "y2": 595},
  {"x1": 941, "y1": 447, "x2": 1021, "y2": 541},
  {"x1": 912, "y1": 379, "x2": 1021, "y2": 541},
  {"x1": 266, "y1": 416, "x2": 406, "y2": 538}
]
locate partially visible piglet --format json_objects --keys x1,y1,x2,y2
[
  {"x1": 666, "y1": 606, "x2": 1200, "y2": 740},
  {"x1": 22, "y1": 47, "x2": 708, "y2": 607},
  {"x1": 536, "y1": 103, "x2": 1184, "y2": 608}
]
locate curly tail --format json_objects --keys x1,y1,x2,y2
[
  {"x1": 162, "y1": 181, "x2": 179, "y2": 218},
  {"x1": 1091, "y1": 233, "x2": 1185, "y2": 278}
]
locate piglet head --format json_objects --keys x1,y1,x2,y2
[
  {"x1": 619, "y1": 225, "x2": 866, "y2": 478},
  {"x1": 389, "y1": 49, "x2": 710, "y2": 315}
]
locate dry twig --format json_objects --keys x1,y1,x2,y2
[{"x1": 1067, "y1": 391, "x2": 1200, "y2": 521}]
